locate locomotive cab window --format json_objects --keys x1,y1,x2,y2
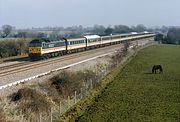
[{"x1": 29, "y1": 43, "x2": 42, "y2": 47}]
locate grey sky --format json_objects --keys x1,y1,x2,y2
[{"x1": 0, "y1": 0, "x2": 180, "y2": 28}]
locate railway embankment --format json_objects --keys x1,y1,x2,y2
[{"x1": 0, "y1": 40, "x2": 155, "y2": 121}]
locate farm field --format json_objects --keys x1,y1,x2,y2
[{"x1": 76, "y1": 44, "x2": 180, "y2": 122}]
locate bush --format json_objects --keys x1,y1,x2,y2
[
  {"x1": 0, "y1": 39, "x2": 28, "y2": 58},
  {"x1": 11, "y1": 87, "x2": 52, "y2": 121},
  {"x1": 0, "y1": 41, "x2": 18, "y2": 58},
  {"x1": 110, "y1": 42, "x2": 129, "y2": 67},
  {"x1": 0, "y1": 106, "x2": 6, "y2": 122},
  {"x1": 50, "y1": 71, "x2": 84, "y2": 98}
]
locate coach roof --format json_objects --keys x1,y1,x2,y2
[{"x1": 84, "y1": 35, "x2": 100, "y2": 39}]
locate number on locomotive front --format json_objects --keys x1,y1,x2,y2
[{"x1": 29, "y1": 47, "x2": 42, "y2": 54}]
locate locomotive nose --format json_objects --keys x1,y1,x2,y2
[{"x1": 29, "y1": 47, "x2": 42, "y2": 54}]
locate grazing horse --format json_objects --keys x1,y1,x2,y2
[{"x1": 152, "y1": 65, "x2": 163, "y2": 74}]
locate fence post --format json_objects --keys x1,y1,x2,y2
[
  {"x1": 59, "y1": 101, "x2": 62, "y2": 115},
  {"x1": 21, "y1": 110, "x2": 24, "y2": 122},
  {"x1": 40, "y1": 113, "x2": 42, "y2": 122},
  {"x1": 68, "y1": 96, "x2": 70, "y2": 107},
  {"x1": 81, "y1": 88, "x2": 83, "y2": 99},
  {"x1": 90, "y1": 80, "x2": 93, "y2": 89},
  {"x1": 50, "y1": 107, "x2": 53, "y2": 122},
  {"x1": 75, "y1": 91, "x2": 77, "y2": 103},
  {"x1": 85, "y1": 82, "x2": 87, "y2": 93}
]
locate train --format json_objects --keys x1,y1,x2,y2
[{"x1": 28, "y1": 32, "x2": 155, "y2": 60}]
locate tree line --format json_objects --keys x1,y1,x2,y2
[
  {"x1": 0, "y1": 24, "x2": 148, "y2": 39},
  {"x1": 155, "y1": 27, "x2": 180, "y2": 44}
]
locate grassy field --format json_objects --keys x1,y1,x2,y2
[{"x1": 76, "y1": 44, "x2": 180, "y2": 122}]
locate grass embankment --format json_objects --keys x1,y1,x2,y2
[{"x1": 76, "y1": 44, "x2": 180, "y2": 122}]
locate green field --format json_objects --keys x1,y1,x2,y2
[{"x1": 76, "y1": 45, "x2": 180, "y2": 122}]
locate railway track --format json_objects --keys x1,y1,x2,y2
[
  {"x1": 0, "y1": 55, "x2": 30, "y2": 71},
  {"x1": 0, "y1": 43, "x2": 124, "y2": 77},
  {"x1": 0, "y1": 38, "x2": 149, "y2": 78},
  {"x1": 0, "y1": 55, "x2": 28, "y2": 64},
  {"x1": 0, "y1": 61, "x2": 30, "y2": 71}
]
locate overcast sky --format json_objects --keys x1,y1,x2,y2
[{"x1": 0, "y1": 0, "x2": 180, "y2": 28}]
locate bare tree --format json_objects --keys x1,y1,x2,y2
[
  {"x1": 1, "y1": 25, "x2": 13, "y2": 38},
  {"x1": 17, "y1": 38, "x2": 26, "y2": 56}
]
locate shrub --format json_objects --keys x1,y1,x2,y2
[
  {"x1": 0, "y1": 106, "x2": 6, "y2": 122},
  {"x1": 0, "y1": 39, "x2": 29, "y2": 58},
  {"x1": 11, "y1": 87, "x2": 53, "y2": 121},
  {"x1": 50, "y1": 71, "x2": 83, "y2": 98}
]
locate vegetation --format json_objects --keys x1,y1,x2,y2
[
  {"x1": 155, "y1": 27, "x2": 180, "y2": 44},
  {"x1": 1, "y1": 66, "x2": 105, "y2": 121},
  {"x1": 46, "y1": 70, "x2": 96, "y2": 101},
  {"x1": 0, "y1": 106, "x2": 6, "y2": 122},
  {"x1": 10, "y1": 87, "x2": 53, "y2": 121},
  {"x1": 0, "y1": 24, "x2": 149, "y2": 39},
  {"x1": 0, "y1": 38, "x2": 29, "y2": 58},
  {"x1": 75, "y1": 45, "x2": 180, "y2": 121},
  {"x1": 166, "y1": 27, "x2": 180, "y2": 44}
]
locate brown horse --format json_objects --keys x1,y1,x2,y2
[{"x1": 152, "y1": 65, "x2": 163, "y2": 74}]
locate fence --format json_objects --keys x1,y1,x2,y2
[{"x1": 47, "y1": 63, "x2": 111, "y2": 122}]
